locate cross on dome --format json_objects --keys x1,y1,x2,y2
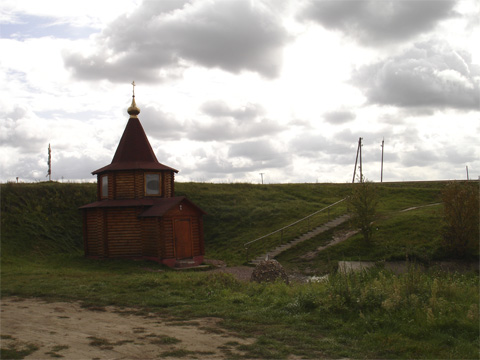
[{"x1": 127, "y1": 81, "x2": 140, "y2": 118}]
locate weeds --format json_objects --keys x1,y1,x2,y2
[
  {"x1": 158, "y1": 349, "x2": 198, "y2": 358},
  {"x1": 87, "y1": 336, "x2": 133, "y2": 350},
  {"x1": 44, "y1": 345, "x2": 69, "y2": 358},
  {"x1": 0, "y1": 343, "x2": 39, "y2": 360},
  {"x1": 442, "y1": 181, "x2": 479, "y2": 258},
  {"x1": 149, "y1": 336, "x2": 181, "y2": 345}
]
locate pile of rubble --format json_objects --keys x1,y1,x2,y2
[{"x1": 250, "y1": 259, "x2": 289, "y2": 284}]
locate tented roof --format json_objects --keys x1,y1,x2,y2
[{"x1": 93, "y1": 96, "x2": 178, "y2": 174}]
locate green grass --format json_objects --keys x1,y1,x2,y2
[
  {"x1": 0, "y1": 180, "x2": 458, "y2": 265},
  {"x1": 0, "y1": 182, "x2": 95, "y2": 257},
  {"x1": 278, "y1": 204, "x2": 451, "y2": 274},
  {"x1": 1, "y1": 256, "x2": 478, "y2": 359},
  {"x1": 1, "y1": 180, "x2": 479, "y2": 359},
  {"x1": 0, "y1": 342, "x2": 39, "y2": 360}
]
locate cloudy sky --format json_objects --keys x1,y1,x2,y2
[{"x1": 1, "y1": 0, "x2": 479, "y2": 184}]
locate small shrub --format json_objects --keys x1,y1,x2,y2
[
  {"x1": 347, "y1": 178, "x2": 378, "y2": 243},
  {"x1": 442, "y1": 182, "x2": 479, "y2": 258}
]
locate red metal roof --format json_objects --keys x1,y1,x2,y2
[
  {"x1": 79, "y1": 196, "x2": 206, "y2": 217},
  {"x1": 93, "y1": 117, "x2": 178, "y2": 174}
]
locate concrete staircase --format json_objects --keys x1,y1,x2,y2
[{"x1": 250, "y1": 214, "x2": 350, "y2": 265}]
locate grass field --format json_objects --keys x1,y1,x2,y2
[
  {"x1": 0, "y1": 180, "x2": 460, "y2": 264},
  {"x1": 1, "y1": 180, "x2": 479, "y2": 359}
]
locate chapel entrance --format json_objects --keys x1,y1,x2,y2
[{"x1": 174, "y1": 218, "x2": 193, "y2": 259}]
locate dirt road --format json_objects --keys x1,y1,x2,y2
[{"x1": 1, "y1": 297, "x2": 253, "y2": 359}]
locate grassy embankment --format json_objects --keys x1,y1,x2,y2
[{"x1": 1, "y1": 181, "x2": 479, "y2": 359}]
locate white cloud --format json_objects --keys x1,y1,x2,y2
[
  {"x1": 353, "y1": 39, "x2": 480, "y2": 110},
  {"x1": 0, "y1": 0, "x2": 142, "y2": 29},
  {"x1": 63, "y1": 0, "x2": 290, "y2": 82},
  {"x1": 298, "y1": 0, "x2": 457, "y2": 46},
  {"x1": 1, "y1": 0, "x2": 479, "y2": 184}
]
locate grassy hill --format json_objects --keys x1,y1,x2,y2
[
  {"x1": 1, "y1": 180, "x2": 479, "y2": 359},
  {"x1": 2, "y1": 180, "x2": 477, "y2": 265},
  {"x1": 1, "y1": 182, "x2": 96, "y2": 257}
]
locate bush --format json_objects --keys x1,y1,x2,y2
[
  {"x1": 347, "y1": 179, "x2": 378, "y2": 242},
  {"x1": 441, "y1": 181, "x2": 479, "y2": 258}
]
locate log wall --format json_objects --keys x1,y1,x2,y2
[
  {"x1": 140, "y1": 217, "x2": 160, "y2": 257},
  {"x1": 83, "y1": 199, "x2": 204, "y2": 262},
  {"x1": 84, "y1": 208, "x2": 105, "y2": 257},
  {"x1": 106, "y1": 208, "x2": 142, "y2": 257},
  {"x1": 164, "y1": 172, "x2": 174, "y2": 197},
  {"x1": 161, "y1": 218, "x2": 175, "y2": 258}
]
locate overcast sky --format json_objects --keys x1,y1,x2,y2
[{"x1": 1, "y1": 0, "x2": 479, "y2": 184}]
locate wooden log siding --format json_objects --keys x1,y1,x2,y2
[
  {"x1": 140, "y1": 217, "x2": 160, "y2": 257},
  {"x1": 106, "y1": 208, "x2": 142, "y2": 257},
  {"x1": 114, "y1": 171, "x2": 136, "y2": 199},
  {"x1": 164, "y1": 172, "x2": 174, "y2": 197},
  {"x1": 85, "y1": 209, "x2": 104, "y2": 257},
  {"x1": 135, "y1": 171, "x2": 144, "y2": 198},
  {"x1": 160, "y1": 218, "x2": 174, "y2": 259},
  {"x1": 191, "y1": 217, "x2": 202, "y2": 256}
]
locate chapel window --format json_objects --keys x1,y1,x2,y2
[
  {"x1": 101, "y1": 175, "x2": 108, "y2": 199},
  {"x1": 145, "y1": 173, "x2": 161, "y2": 195}
]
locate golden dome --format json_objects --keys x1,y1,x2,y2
[
  {"x1": 127, "y1": 96, "x2": 140, "y2": 118},
  {"x1": 127, "y1": 81, "x2": 140, "y2": 118}
]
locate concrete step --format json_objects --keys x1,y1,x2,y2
[
  {"x1": 249, "y1": 213, "x2": 351, "y2": 265},
  {"x1": 175, "y1": 259, "x2": 196, "y2": 268}
]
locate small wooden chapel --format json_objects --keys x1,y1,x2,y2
[{"x1": 80, "y1": 85, "x2": 205, "y2": 267}]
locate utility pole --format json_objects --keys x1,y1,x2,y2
[
  {"x1": 381, "y1": 138, "x2": 384, "y2": 182},
  {"x1": 46, "y1": 143, "x2": 51, "y2": 181},
  {"x1": 359, "y1": 138, "x2": 363, "y2": 182},
  {"x1": 259, "y1": 173, "x2": 264, "y2": 184},
  {"x1": 352, "y1": 137, "x2": 363, "y2": 183}
]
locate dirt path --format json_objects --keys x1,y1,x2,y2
[
  {"x1": 209, "y1": 266, "x2": 254, "y2": 282},
  {"x1": 1, "y1": 297, "x2": 253, "y2": 359}
]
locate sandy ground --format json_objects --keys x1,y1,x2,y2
[{"x1": 1, "y1": 297, "x2": 253, "y2": 359}]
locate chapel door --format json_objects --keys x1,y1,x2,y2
[{"x1": 174, "y1": 218, "x2": 192, "y2": 259}]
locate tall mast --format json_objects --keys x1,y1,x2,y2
[
  {"x1": 359, "y1": 137, "x2": 363, "y2": 182},
  {"x1": 47, "y1": 143, "x2": 51, "y2": 181},
  {"x1": 381, "y1": 138, "x2": 384, "y2": 182},
  {"x1": 352, "y1": 137, "x2": 363, "y2": 183}
]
